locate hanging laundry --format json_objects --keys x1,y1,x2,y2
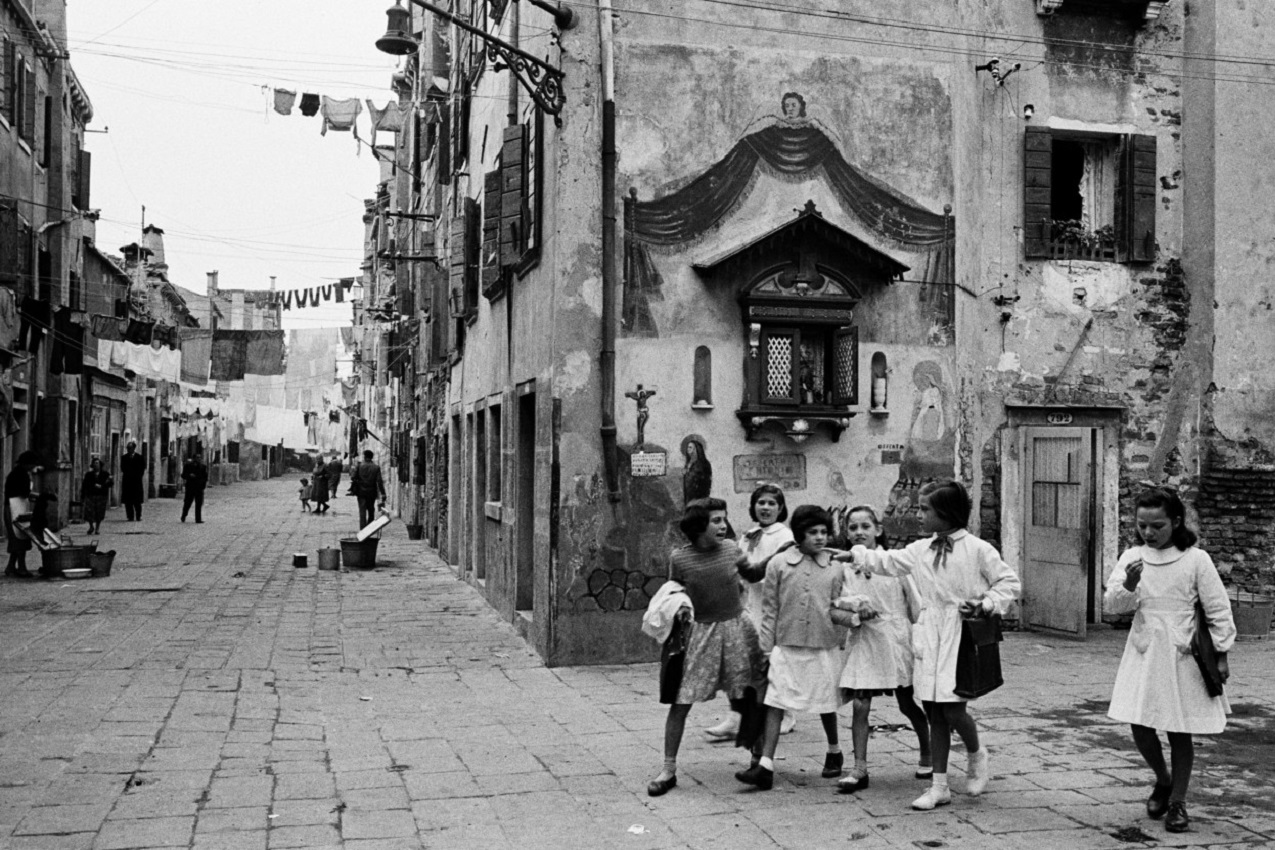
[
  {"x1": 282, "y1": 290, "x2": 294, "y2": 310},
  {"x1": 0, "y1": 374, "x2": 19, "y2": 436},
  {"x1": 180, "y1": 328, "x2": 213, "y2": 386},
  {"x1": 210, "y1": 329, "x2": 249, "y2": 381},
  {"x1": 49, "y1": 308, "x2": 84, "y2": 375},
  {"x1": 91, "y1": 314, "x2": 125, "y2": 341},
  {"x1": 244, "y1": 330, "x2": 286, "y2": 376},
  {"x1": 366, "y1": 100, "x2": 407, "y2": 135},
  {"x1": 125, "y1": 319, "x2": 154, "y2": 346},
  {"x1": 321, "y1": 284, "x2": 332, "y2": 301},
  {"x1": 17, "y1": 297, "x2": 49, "y2": 352},
  {"x1": 0, "y1": 287, "x2": 18, "y2": 353},
  {"x1": 273, "y1": 88, "x2": 297, "y2": 116},
  {"x1": 299, "y1": 92, "x2": 320, "y2": 117},
  {"x1": 320, "y1": 96, "x2": 362, "y2": 136},
  {"x1": 334, "y1": 282, "x2": 344, "y2": 303}
]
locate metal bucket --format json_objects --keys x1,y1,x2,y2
[
  {"x1": 1231, "y1": 589, "x2": 1274, "y2": 641},
  {"x1": 340, "y1": 538, "x2": 379, "y2": 570},
  {"x1": 89, "y1": 550, "x2": 116, "y2": 577},
  {"x1": 317, "y1": 548, "x2": 341, "y2": 571}
]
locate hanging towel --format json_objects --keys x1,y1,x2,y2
[
  {"x1": 180, "y1": 328, "x2": 213, "y2": 386},
  {"x1": 282, "y1": 291, "x2": 294, "y2": 310},
  {"x1": 210, "y1": 329, "x2": 249, "y2": 381},
  {"x1": 273, "y1": 88, "x2": 297, "y2": 116},
  {"x1": 299, "y1": 92, "x2": 320, "y2": 116},
  {"x1": 367, "y1": 100, "x2": 406, "y2": 135},
  {"x1": 320, "y1": 96, "x2": 361, "y2": 135},
  {"x1": 17, "y1": 297, "x2": 49, "y2": 352},
  {"x1": 244, "y1": 330, "x2": 286, "y2": 376},
  {"x1": 334, "y1": 282, "x2": 344, "y2": 303},
  {"x1": 126, "y1": 319, "x2": 154, "y2": 346},
  {"x1": 321, "y1": 284, "x2": 332, "y2": 302},
  {"x1": 91, "y1": 314, "x2": 125, "y2": 341},
  {"x1": 0, "y1": 287, "x2": 18, "y2": 353}
]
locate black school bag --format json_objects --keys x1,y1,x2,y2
[{"x1": 954, "y1": 613, "x2": 1004, "y2": 699}]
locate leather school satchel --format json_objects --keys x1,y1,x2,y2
[
  {"x1": 954, "y1": 613, "x2": 1004, "y2": 699},
  {"x1": 1191, "y1": 600, "x2": 1225, "y2": 698}
]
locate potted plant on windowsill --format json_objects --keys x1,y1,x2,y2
[{"x1": 1048, "y1": 220, "x2": 1116, "y2": 261}]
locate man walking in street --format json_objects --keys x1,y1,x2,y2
[
  {"x1": 326, "y1": 454, "x2": 344, "y2": 500},
  {"x1": 180, "y1": 453, "x2": 209, "y2": 523},
  {"x1": 351, "y1": 450, "x2": 386, "y2": 528},
  {"x1": 120, "y1": 441, "x2": 146, "y2": 522}
]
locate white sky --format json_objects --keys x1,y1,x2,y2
[{"x1": 66, "y1": 1, "x2": 406, "y2": 329}]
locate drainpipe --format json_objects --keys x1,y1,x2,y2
[{"x1": 598, "y1": 0, "x2": 620, "y2": 502}]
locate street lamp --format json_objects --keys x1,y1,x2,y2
[{"x1": 375, "y1": 0, "x2": 572, "y2": 119}]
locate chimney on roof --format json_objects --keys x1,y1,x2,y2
[
  {"x1": 206, "y1": 270, "x2": 219, "y2": 296},
  {"x1": 142, "y1": 224, "x2": 166, "y2": 269}
]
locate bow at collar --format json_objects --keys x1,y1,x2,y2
[{"x1": 930, "y1": 534, "x2": 955, "y2": 570}]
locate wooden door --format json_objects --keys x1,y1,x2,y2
[{"x1": 1022, "y1": 428, "x2": 1094, "y2": 636}]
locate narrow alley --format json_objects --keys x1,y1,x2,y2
[{"x1": 0, "y1": 476, "x2": 1271, "y2": 849}]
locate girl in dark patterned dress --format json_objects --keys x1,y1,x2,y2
[{"x1": 648, "y1": 498, "x2": 762, "y2": 797}]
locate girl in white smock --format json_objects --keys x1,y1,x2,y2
[
  {"x1": 830, "y1": 505, "x2": 931, "y2": 793},
  {"x1": 838, "y1": 481, "x2": 1020, "y2": 811},
  {"x1": 1103, "y1": 488, "x2": 1234, "y2": 835},
  {"x1": 705, "y1": 483, "x2": 795, "y2": 742}
]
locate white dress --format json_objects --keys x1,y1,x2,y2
[
  {"x1": 838, "y1": 567, "x2": 920, "y2": 693},
  {"x1": 742, "y1": 522, "x2": 794, "y2": 626},
  {"x1": 851, "y1": 530, "x2": 1021, "y2": 703},
  {"x1": 1105, "y1": 546, "x2": 1236, "y2": 734}
]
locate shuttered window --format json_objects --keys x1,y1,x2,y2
[
  {"x1": 19, "y1": 58, "x2": 34, "y2": 144},
  {"x1": 2, "y1": 40, "x2": 14, "y2": 125},
  {"x1": 481, "y1": 166, "x2": 504, "y2": 300},
  {"x1": 1023, "y1": 127, "x2": 1156, "y2": 264}
]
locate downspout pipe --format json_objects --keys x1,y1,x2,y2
[{"x1": 598, "y1": 0, "x2": 620, "y2": 503}]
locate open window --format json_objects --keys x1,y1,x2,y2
[
  {"x1": 693, "y1": 201, "x2": 906, "y2": 443},
  {"x1": 1024, "y1": 126, "x2": 1156, "y2": 262}
]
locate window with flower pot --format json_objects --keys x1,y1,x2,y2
[{"x1": 1024, "y1": 126, "x2": 1156, "y2": 262}]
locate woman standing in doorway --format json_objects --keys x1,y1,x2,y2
[{"x1": 4, "y1": 451, "x2": 45, "y2": 578}]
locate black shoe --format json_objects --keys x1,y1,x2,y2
[
  {"x1": 195, "y1": 520, "x2": 203, "y2": 524},
  {"x1": 180, "y1": 516, "x2": 186, "y2": 522},
  {"x1": 647, "y1": 775, "x2": 676, "y2": 797},
  {"x1": 837, "y1": 772, "x2": 870, "y2": 794},
  {"x1": 1147, "y1": 783, "x2": 1172, "y2": 819},
  {"x1": 735, "y1": 764, "x2": 773, "y2": 790},
  {"x1": 822, "y1": 752, "x2": 844, "y2": 778},
  {"x1": 1165, "y1": 801, "x2": 1188, "y2": 833}
]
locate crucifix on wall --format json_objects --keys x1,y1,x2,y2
[{"x1": 625, "y1": 384, "x2": 656, "y2": 448}]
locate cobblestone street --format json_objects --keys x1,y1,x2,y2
[{"x1": 0, "y1": 475, "x2": 1271, "y2": 849}]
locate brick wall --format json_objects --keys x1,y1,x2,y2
[{"x1": 1196, "y1": 463, "x2": 1275, "y2": 593}]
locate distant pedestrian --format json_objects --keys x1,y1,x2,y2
[
  {"x1": 647, "y1": 498, "x2": 761, "y2": 797},
  {"x1": 837, "y1": 480, "x2": 1020, "y2": 811},
  {"x1": 4, "y1": 451, "x2": 44, "y2": 578},
  {"x1": 298, "y1": 478, "x2": 313, "y2": 512},
  {"x1": 832, "y1": 504, "x2": 932, "y2": 794},
  {"x1": 120, "y1": 441, "x2": 146, "y2": 521},
  {"x1": 312, "y1": 464, "x2": 331, "y2": 515},
  {"x1": 81, "y1": 456, "x2": 113, "y2": 535},
  {"x1": 737, "y1": 505, "x2": 846, "y2": 792},
  {"x1": 350, "y1": 450, "x2": 386, "y2": 528},
  {"x1": 1103, "y1": 488, "x2": 1235, "y2": 835},
  {"x1": 180, "y1": 454, "x2": 208, "y2": 523},
  {"x1": 326, "y1": 455, "x2": 343, "y2": 499}
]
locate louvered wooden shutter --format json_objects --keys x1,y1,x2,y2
[
  {"x1": 78, "y1": 150, "x2": 91, "y2": 209},
  {"x1": 464, "y1": 197, "x2": 480, "y2": 314},
  {"x1": 0, "y1": 201, "x2": 17, "y2": 289},
  {"x1": 437, "y1": 99, "x2": 451, "y2": 184},
  {"x1": 832, "y1": 327, "x2": 859, "y2": 406},
  {"x1": 2, "y1": 41, "x2": 14, "y2": 125},
  {"x1": 1023, "y1": 126, "x2": 1053, "y2": 259},
  {"x1": 448, "y1": 213, "x2": 467, "y2": 317},
  {"x1": 1121, "y1": 134, "x2": 1157, "y2": 263},
  {"x1": 20, "y1": 61, "x2": 34, "y2": 142},
  {"x1": 481, "y1": 168, "x2": 504, "y2": 298},
  {"x1": 500, "y1": 124, "x2": 525, "y2": 267}
]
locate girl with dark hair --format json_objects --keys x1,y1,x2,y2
[
  {"x1": 737, "y1": 504, "x2": 847, "y2": 790},
  {"x1": 832, "y1": 505, "x2": 932, "y2": 793},
  {"x1": 648, "y1": 498, "x2": 761, "y2": 797},
  {"x1": 705, "y1": 484, "x2": 794, "y2": 742},
  {"x1": 1103, "y1": 487, "x2": 1235, "y2": 834},
  {"x1": 837, "y1": 480, "x2": 1020, "y2": 810}
]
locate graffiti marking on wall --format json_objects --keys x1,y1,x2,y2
[{"x1": 732, "y1": 454, "x2": 807, "y2": 493}]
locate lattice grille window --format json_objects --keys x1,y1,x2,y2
[
  {"x1": 833, "y1": 328, "x2": 857, "y2": 404},
  {"x1": 766, "y1": 334, "x2": 792, "y2": 399}
]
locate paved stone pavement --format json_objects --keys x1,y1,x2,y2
[{"x1": 0, "y1": 475, "x2": 1272, "y2": 850}]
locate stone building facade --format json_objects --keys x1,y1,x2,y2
[{"x1": 357, "y1": 0, "x2": 1275, "y2": 664}]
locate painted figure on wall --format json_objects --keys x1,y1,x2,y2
[
  {"x1": 626, "y1": 384, "x2": 657, "y2": 448},
  {"x1": 681, "y1": 437, "x2": 713, "y2": 505},
  {"x1": 882, "y1": 362, "x2": 957, "y2": 542},
  {"x1": 781, "y1": 91, "x2": 807, "y2": 124}
]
